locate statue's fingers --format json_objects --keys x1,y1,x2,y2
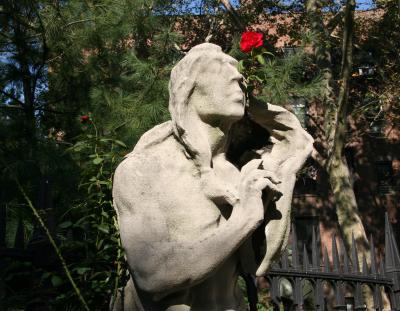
[
  {"x1": 241, "y1": 159, "x2": 263, "y2": 176},
  {"x1": 252, "y1": 178, "x2": 270, "y2": 193},
  {"x1": 262, "y1": 171, "x2": 281, "y2": 185},
  {"x1": 254, "y1": 177, "x2": 282, "y2": 201}
]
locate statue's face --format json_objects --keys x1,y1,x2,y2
[{"x1": 193, "y1": 57, "x2": 245, "y2": 122}]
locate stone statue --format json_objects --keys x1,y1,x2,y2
[{"x1": 112, "y1": 43, "x2": 313, "y2": 311}]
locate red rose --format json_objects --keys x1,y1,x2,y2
[
  {"x1": 80, "y1": 115, "x2": 90, "y2": 124},
  {"x1": 240, "y1": 32, "x2": 264, "y2": 53}
]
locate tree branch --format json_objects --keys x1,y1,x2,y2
[
  {"x1": 0, "y1": 89, "x2": 25, "y2": 106},
  {"x1": 218, "y1": 0, "x2": 245, "y2": 31},
  {"x1": 311, "y1": 147, "x2": 326, "y2": 167},
  {"x1": 0, "y1": 103, "x2": 75, "y2": 115},
  {"x1": 326, "y1": 6, "x2": 345, "y2": 34},
  {"x1": 0, "y1": 104, "x2": 24, "y2": 110}
]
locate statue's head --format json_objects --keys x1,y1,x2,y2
[{"x1": 168, "y1": 43, "x2": 245, "y2": 168}]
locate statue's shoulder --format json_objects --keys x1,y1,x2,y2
[
  {"x1": 113, "y1": 121, "x2": 194, "y2": 213},
  {"x1": 127, "y1": 121, "x2": 174, "y2": 156},
  {"x1": 115, "y1": 121, "x2": 186, "y2": 182}
]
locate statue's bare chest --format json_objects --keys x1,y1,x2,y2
[{"x1": 158, "y1": 155, "x2": 240, "y2": 240}]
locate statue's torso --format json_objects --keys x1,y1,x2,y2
[
  {"x1": 117, "y1": 135, "x2": 247, "y2": 311},
  {"x1": 133, "y1": 256, "x2": 246, "y2": 311}
]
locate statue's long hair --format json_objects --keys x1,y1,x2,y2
[
  {"x1": 168, "y1": 43, "x2": 237, "y2": 171},
  {"x1": 133, "y1": 43, "x2": 241, "y2": 204}
]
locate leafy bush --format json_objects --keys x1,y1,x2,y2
[{"x1": 49, "y1": 118, "x2": 129, "y2": 310}]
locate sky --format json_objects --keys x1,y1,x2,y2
[
  {"x1": 232, "y1": 0, "x2": 375, "y2": 10},
  {"x1": 187, "y1": 0, "x2": 375, "y2": 14}
]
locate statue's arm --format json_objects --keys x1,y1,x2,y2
[
  {"x1": 113, "y1": 156, "x2": 272, "y2": 296},
  {"x1": 247, "y1": 100, "x2": 314, "y2": 275}
]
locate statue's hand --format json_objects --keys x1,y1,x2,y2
[
  {"x1": 200, "y1": 168, "x2": 239, "y2": 206},
  {"x1": 247, "y1": 99, "x2": 314, "y2": 175},
  {"x1": 237, "y1": 159, "x2": 282, "y2": 224}
]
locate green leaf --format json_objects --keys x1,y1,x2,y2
[
  {"x1": 93, "y1": 157, "x2": 103, "y2": 165},
  {"x1": 256, "y1": 54, "x2": 266, "y2": 65},
  {"x1": 51, "y1": 275, "x2": 63, "y2": 287},
  {"x1": 114, "y1": 140, "x2": 127, "y2": 148},
  {"x1": 238, "y1": 60, "x2": 245, "y2": 73},
  {"x1": 248, "y1": 75, "x2": 263, "y2": 83},
  {"x1": 59, "y1": 221, "x2": 73, "y2": 229},
  {"x1": 41, "y1": 272, "x2": 51, "y2": 280},
  {"x1": 262, "y1": 51, "x2": 275, "y2": 58},
  {"x1": 100, "y1": 138, "x2": 112, "y2": 142},
  {"x1": 98, "y1": 224, "x2": 109, "y2": 234},
  {"x1": 76, "y1": 267, "x2": 91, "y2": 275}
]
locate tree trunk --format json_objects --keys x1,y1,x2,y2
[
  {"x1": 327, "y1": 0, "x2": 372, "y2": 269},
  {"x1": 218, "y1": 0, "x2": 245, "y2": 31},
  {"x1": 308, "y1": 1, "x2": 390, "y2": 308},
  {"x1": 306, "y1": 0, "x2": 370, "y2": 260},
  {"x1": 306, "y1": 0, "x2": 340, "y2": 160}
]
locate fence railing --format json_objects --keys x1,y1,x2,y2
[{"x1": 262, "y1": 213, "x2": 400, "y2": 311}]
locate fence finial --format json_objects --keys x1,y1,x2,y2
[
  {"x1": 312, "y1": 227, "x2": 320, "y2": 271},
  {"x1": 385, "y1": 212, "x2": 394, "y2": 272},
  {"x1": 292, "y1": 223, "x2": 300, "y2": 269},
  {"x1": 281, "y1": 249, "x2": 289, "y2": 270},
  {"x1": 369, "y1": 234, "x2": 383, "y2": 309},
  {"x1": 332, "y1": 234, "x2": 340, "y2": 273},
  {"x1": 323, "y1": 246, "x2": 330, "y2": 273},
  {"x1": 351, "y1": 232, "x2": 360, "y2": 273},
  {"x1": 303, "y1": 244, "x2": 310, "y2": 272},
  {"x1": 341, "y1": 238, "x2": 350, "y2": 274},
  {"x1": 370, "y1": 235, "x2": 378, "y2": 275},
  {"x1": 362, "y1": 255, "x2": 368, "y2": 276},
  {"x1": 384, "y1": 212, "x2": 400, "y2": 309}
]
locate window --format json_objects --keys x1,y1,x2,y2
[
  {"x1": 282, "y1": 45, "x2": 298, "y2": 57},
  {"x1": 376, "y1": 161, "x2": 395, "y2": 195},
  {"x1": 290, "y1": 97, "x2": 307, "y2": 128},
  {"x1": 294, "y1": 160, "x2": 319, "y2": 196}
]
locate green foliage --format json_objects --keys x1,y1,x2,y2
[
  {"x1": 49, "y1": 120, "x2": 128, "y2": 310},
  {"x1": 237, "y1": 276, "x2": 276, "y2": 311},
  {"x1": 42, "y1": 0, "x2": 183, "y2": 146},
  {"x1": 1, "y1": 1, "x2": 185, "y2": 309},
  {"x1": 257, "y1": 51, "x2": 323, "y2": 105},
  {"x1": 1, "y1": 119, "x2": 127, "y2": 310},
  {"x1": 236, "y1": 42, "x2": 323, "y2": 106}
]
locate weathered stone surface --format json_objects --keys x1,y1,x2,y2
[{"x1": 112, "y1": 43, "x2": 313, "y2": 310}]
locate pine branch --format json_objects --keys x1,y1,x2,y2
[{"x1": 62, "y1": 19, "x2": 93, "y2": 29}]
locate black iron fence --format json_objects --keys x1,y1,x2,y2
[{"x1": 262, "y1": 213, "x2": 400, "y2": 311}]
